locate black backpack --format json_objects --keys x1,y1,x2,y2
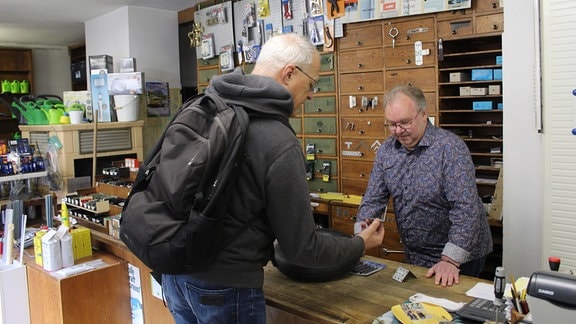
[{"x1": 120, "y1": 92, "x2": 251, "y2": 274}]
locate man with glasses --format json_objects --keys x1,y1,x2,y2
[
  {"x1": 357, "y1": 85, "x2": 493, "y2": 287},
  {"x1": 161, "y1": 33, "x2": 385, "y2": 324}
]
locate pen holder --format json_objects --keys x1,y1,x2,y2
[{"x1": 511, "y1": 308, "x2": 526, "y2": 324}]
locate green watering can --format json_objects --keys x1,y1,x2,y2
[
  {"x1": 38, "y1": 100, "x2": 65, "y2": 124},
  {"x1": 11, "y1": 95, "x2": 48, "y2": 125}
]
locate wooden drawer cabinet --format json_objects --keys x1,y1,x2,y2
[
  {"x1": 330, "y1": 203, "x2": 358, "y2": 236},
  {"x1": 340, "y1": 72, "x2": 385, "y2": 93},
  {"x1": 340, "y1": 94, "x2": 384, "y2": 115},
  {"x1": 339, "y1": 48, "x2": 384, "y2": 72},
  {"x1": 476, "y1": 13, "x2": 504, "y2": 34},
  {"x1": 339, "y1": 22, "x2": 383, "y2": 50},
  {"x1": 385, "y1": 67, "x2": 436, "y2": 92},
  {"x1": 436, "y1": 8, "x2": 473, "y2": 21},
  {"x1": 376, "y1": 211, "x2": 406, "y2": 262},
  {"x1": 340, "y1": 178, "x2": 369, "y2": 196},
  {"x1": 304, "y1": 117, "x2": 337, "y2": 135},
  {"x1": 304, "y1": 138, "x2": 337, "y2": 156},
  {"x1": 475, "y1": 0, "x2": 503, "y2": 13},
  {"x1": 385, "y1": 42, "x2": 436, "y2": 68},
  {"x1": 308, "y1": 178, "x2": 338, "y2": 193},
  {"x1": 304, "y1": 96, "x2": 336, "y2": 114},
  {"x1": 340, "y1": 116, "x2": 387, "y2": 138}
]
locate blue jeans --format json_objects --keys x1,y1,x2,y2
[{"x1": 162, "y1": 274, "x2": 266, "y2": 324}]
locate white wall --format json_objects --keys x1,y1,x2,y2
[
  {"x1": 85, "y1": 6, "x2": 180, "y2": 88},
  {"x1": 502, "y1": 0, "x2": 545, "y2": 278}
]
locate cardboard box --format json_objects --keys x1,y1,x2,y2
[
  {"x1": 470, "y1": 87, "x2": 488, "y2": 96},
  {"x1": 493, "y1": 69, "x2": 502, "y2": 80},
  {"x1": 489, "y1": 85, "x2": 501, "y2": 95},
  {"x1": 71, "y1": 61, "x2": 86, "y2": 82},
  {"x1": 449, "y1": 72, "x2": 470, "y2": 82},
  {"x1": 90, "y1": 71, "x2": 112, "y2": 122},
  {"x1": 119, "y1": 58, "x2": 136, "y2": 73},
  {"x1": 107, "y1": 72, "x2": 144, "y2": 95},
  {"x1": 472, "y1": 101, "x2": 493, "y2": 110},
  {"x1": 63, "y1": 90, "x2": 92, "y2": 121},
  {"x1": 459, "y1": 87, "x2": 471, "y2": 96},
  {"x1": 89, "y1": 55, "x2": 113, "y2": 73},
  {"x1": 472, "y1": 69, "x2": 493, "y2": 81}
]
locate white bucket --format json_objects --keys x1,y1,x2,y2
[{"x1": 114, "y1": 95, "x2": 140, "y2": 121}]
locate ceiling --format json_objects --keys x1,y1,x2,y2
[{"x1": 0, "y1": 0, "x2": 195, "y2": 48}]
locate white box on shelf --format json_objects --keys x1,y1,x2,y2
[
  {"x1": 449, "y1": 72, "x2": 470, "y2": 82},
  {"x1": 470, "y1": 87, "x2": 488, "y2": 96},
  {"x1": 0, "y1": 263, "x2": 31, "y2": 324},
  {"x1": 459, "y1": 87, "x2": 471, "y2": 96},
  {"x1": 489, "y1": 85, "x2": 501, "y2": 95}
]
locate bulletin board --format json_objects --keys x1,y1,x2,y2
[{"x1": 194, "y1": 2, "x2": 235, "y2": 61}]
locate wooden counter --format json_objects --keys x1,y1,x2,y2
[{"x1": 263, "y1": 256, "x2": 482, "y2": 324}]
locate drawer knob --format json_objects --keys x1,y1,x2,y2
[
  {"x1": 492, "y1": 24, "x2": 499, "y2": 30},
  {"x1": 316, "y1": 129, "x2": 322, "y2": 133},
  {"x1": 405, "y1": 59, "x2": 411, "y2": 64},
  {"x1": 356, "y1": 41, "x2": 362, "y2": 46},
  {"x1": 360, "y1": 173, "x2": 366, "y2": 178},
  {"x1": 358, "y1": 130, "x2": 365, "y2": 135},
  {"x1": 356, "y1": 64, "x2": 363, "y2": 68},
  {"x1": 451, "y1": 29, "x2": 457, "y2": 35},
  {"x1": 316, "y1": 108, "x2": 322, "y2": 112},
  {"x1": 358, "y1": 86, "x2": 364, "y2": 91},
  {"x1": 492, "y1": 2, "x2": 497, "y2": 8}
]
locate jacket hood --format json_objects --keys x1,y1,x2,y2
[{"x1": 206, "y1": 68, "x2": 294, "y2": 121}]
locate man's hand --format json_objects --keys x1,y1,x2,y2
[
  {"x1": 425, "y1": 258, "x2": 460, "y2": 287},
  {"x1": 356, "y1": 219, "x2": 385, "y2": 250}
]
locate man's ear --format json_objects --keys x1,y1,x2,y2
[{"x1": 281, "y1": 65, "x2": 296, "y2": 86}]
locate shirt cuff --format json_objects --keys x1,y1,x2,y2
[{"x1": 441, "y1": 242, "x2": 470, "y2": 264}]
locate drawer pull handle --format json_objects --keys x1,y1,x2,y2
[
  {"x1": 356, "y1": 41, "x2": 362, "y2": 46},
  {"x1": 358, "y1": 130, "x2": 365, "y2": 135},
  {"x1": 316, "y1": 108, "x2": 322, "y2": 112},
  {"x1": 405, "y1": 59, "x2": 411, "y2": 64},
  {"x1": 360, "y1": 173, "x2": 366, "y2": 178},
  {"x1": 451, "y1": 29, "x2": 457, "y2": 35},
  {"x1": 357, "y1": 64, "x2": 363, "y2": 68},
  {"x1": 492, "y1": 24, "x2": 499, "y2": 30},
  {"x1": 358, "y1": 86, "x2": 364, "y2": 90},
  {"x1": 316, "y1": 129, "x2": 322, "y2": 133},
  {"x1": 492, "y1": 2, "x2": 497, "y2": 8}
]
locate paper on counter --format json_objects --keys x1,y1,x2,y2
[{"x1": 465, "y1": 282, "x2": 512, "y2": 301}]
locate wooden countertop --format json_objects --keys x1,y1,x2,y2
[
  {"x1": 18, "y1": 120, "x2": 144, "y2": 131},
  {"x1": 263, "y1": 256, "x2": 484, "y2": 323}
]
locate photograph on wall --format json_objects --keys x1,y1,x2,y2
[{"x1": 145, "y1": 82, "x2": 170, "y2": 117}]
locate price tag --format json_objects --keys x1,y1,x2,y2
[{"x1": 392, "y1": 266, "x2": 417, "y2": 282}]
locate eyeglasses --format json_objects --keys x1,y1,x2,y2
[
  {"x1": 295, "y1": 66, "x2": 319, "y2": 92},
  {"x1": 384, "y1": 112, "x2": 421, "y2": 132}
]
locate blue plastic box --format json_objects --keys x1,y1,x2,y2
[
  {"x1": 497, "y1": 103, "x2": 503, "y2": 110},
  {"x1": 493, "y1": 69, "x2": 502, "y2": 80},
  {"x1": 473, "y1": 101, "x2": 493, "y2": 111},
  {"x1": 472, "y1": 69, "x2": 493, "y2": 81},
  {"x1": 496, "y1": 55, "x2": 503, "y2": 65}
]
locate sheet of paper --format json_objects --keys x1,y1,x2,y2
[{"x1": 465, "y1": 282, "x2": 512, "y2": 301}]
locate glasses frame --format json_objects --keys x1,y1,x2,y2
[
  {"x1": 384, "y1": 112, "x2": 421, "y2": 132},
  {"x1": 295, "y1": 66, "x2": 319, "y2": 92}
]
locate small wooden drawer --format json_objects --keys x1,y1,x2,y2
[
  {"x1": 340, "y1": 116, "x2": 387, "y2": 138},
  {"x1": 385, "y1": 17, "x2": 435, "y2": 47},
  {"x1": 308, "y1": 178, "x2": 338, "y2": 194},
  {"x1": 304, "y1": 96, "x2": 336, "y2": 114},
  {"x1": 386, "y1": 67, "x2": 437, "y2": 92},
  {"x1": 310, "y1": 198, "x2": 330, "y2": 214},
  {"x1": 330, "y1": 203, "x2": 359, "y2": 236},
  {"x1": 289, "y1": 117, "x2": 302, "y2": 134},
  {"x1": 338, "y1": 48, "x2": 384, "y2": 72},
  {"x1": 340, "y1": 72, "x2": 385, "y2": 93},
  {"x1": 197, "y1": 57, "x2": 219, "y2": 66},
  {"x1": 197, "y1": 67, "x2": 219, "y2": 84},
  {"x1": 320, "y1": 53, "x2": 335, "y2": 72},
  {"x1": 339, "y1": 22, "x2": 383, "y2": 50},
  {"x1": 436, "y1": 8, "x2": 473, "y2": 21},
  {"x1": 340, "y1": 137, "x2": 383, "y2": 161},
  {"x1": 309, "y1": 158, "x2": 338, "y2": 176},
  {"x1": 340, "y1": 159, "x2": 373, "y2": 180},
  {"x1": 475, "y1": 0, "x2": 503, "y2": 13},
  {"x1": 476, "y1": 13, "x2": 504, "y2": 34},
  {"x1": 316, "y1": 75, "x2": 336, "y2": 93},
  {"x1": 340, "y1": 94, "x2": 385, "y2": 115},
  {"x1": 340, "y1": 178, "x2": 369, "y2": 196},
  {"x1": 304, "y1": 117, "x2": 337, "y2": 135},
  {"x1": 437, "y1": 19, "x2": 474, "y2": 40},
  {"x1": 385, "y1": 42, "x2": 436, "y2": 68},
  {"x1": 305, "y1": 138, "x2": 338, "y2": 156}
]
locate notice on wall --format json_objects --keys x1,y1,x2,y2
[
  {"x1": 128, "y1": 263, "x2": 144, "y2": 324},
  {"x1": 145, "y1": 82, "x2": 170, "y2": 117}
]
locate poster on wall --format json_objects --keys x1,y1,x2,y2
[
  {"x1": 340, "y1": 0, "x2": 472, "y2": 24},
  {"x1": 145, "y1": 82, "x2": 170, "y2": 117}
]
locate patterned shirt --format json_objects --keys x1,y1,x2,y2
[{"x1": 357, "y1": 121, "x2": 493, "y2": 267}]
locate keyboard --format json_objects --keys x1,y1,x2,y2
[{"x1": 456, "y1": 297, "x2": 507, "y2": 323}]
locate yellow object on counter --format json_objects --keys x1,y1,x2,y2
[
  {"x1": 318, "y1": 192, "x2": 363, "y2": 205},
  {"x1": 60, "y1": 199, "x2": 70, "y2": 228}
]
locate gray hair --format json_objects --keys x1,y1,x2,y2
[
  {"x1": 255, "y1": 33, "x2": 318, "y2": 72},
  {"x1": 383, "y1": 84, "x2": 427, "y2": 113}
]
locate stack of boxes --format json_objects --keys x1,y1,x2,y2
[{"x1": 450, "y1": 55, "x2": 503, "y2": 111}]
